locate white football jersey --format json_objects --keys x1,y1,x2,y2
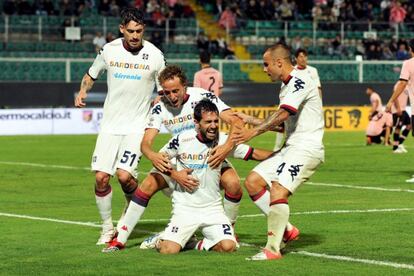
[
  {"x1": 279, "y1": 68, "x2": 324, "y2": 159},
  {"x1": 295, "y1": 64, "x2": 321, "y2": 88},
  {"x1": 146, "y1": 87, "x2": 230, "y2": 135},
  {"x1": 160, "y1": 130, "x2": 252, "y2": 210},
  {"x1": 88, "y1": 38, "x2": 166, "y2": 134}
]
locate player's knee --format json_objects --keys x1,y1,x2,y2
[
  {"x1": 214, "y1": 240, "x2": 236, "y2": 253},
  {"x1": 244, "y1": 172, "x2": 263, "y2": 195},
  {"x1": 116, "y1": 170, "x2": 132, "y2": 185},
  {"x1": 95, "y1": 172, "x2": 110, "y2": 189},
  {"x1": 220, "y1": 172, "x2": 241, "y2": 194}
]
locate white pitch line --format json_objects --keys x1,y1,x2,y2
[
  {"x1": 2, "y1": 161, "x2": 414, "y2": 194},
  {"x1": 1, "y1": 212, "x2": 413, "y2": 271},
  {"x1": 307, "y1": 182, "x2": 414, "y2": 193},
  {"x1": 238, "y1": 208, "x2": 414, "y2": 219},
  {"x1": 291, "y1": 251, "x2": 414, "y2": 270},
  {"x1": 0, "y1": 161, "x2": 90, "y2": 171}
]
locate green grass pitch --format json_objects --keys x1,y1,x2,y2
[{"x1": 0, "y1": 132, "x2": 413, "y2": 275}]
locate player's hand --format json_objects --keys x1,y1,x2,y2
[
  {"x1": 75, "y1": 91, "x2": 87, "y2": 108},
  {"x1": 385, "y1": 102, "x2": 392, "y2": 113},
  {"x1": 232, "y1": 125, "x2": 256, "y2": 145},
  {"x1": 170, "y1": 168, "x2": 199, "y2": 192},
  {"x1": 150, "y1": 152, "x2": 172, "y2": 173},
  {"x1": 208, "y1": 144, "x2": 231, "y2": 169}
]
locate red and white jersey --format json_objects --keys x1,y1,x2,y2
[
  {"x1": 370, "y1": 92, "x2": 383, "y2": 114},
  {"x1": 193, "y1": 67, "x2": 223, "y2": 96},
  {"x1": 146, "y1": 87, "x2": 230, "y2": 135},
  {"x1": 366, "y1": 112, "x2": 393, "y2": 136},
  {"x1": 391, "y1": 88, "x2": 408, "y2": 114},
  {"x1": 295, "y1": 64, "x2": 321, "y2": 88},
  {"x1": 161, "y1": 130, "x2": 252, "y2": 210},
  {"x1": 88, "y1": 38, "x2": 166, "y2": 134},
  {"x1": 279, "y1": 68, "x2": 324, "y2": 159}
]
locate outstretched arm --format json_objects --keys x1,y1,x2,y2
[
  {"x1": 233, "y1": 108, "x2": 290, "y2": 145},
  {"x1": 141, "y1": 128, "x2": 172, "y2": 173},
  {"x1": 75, "y1": 74, "x2": 95, "y2": 107}
]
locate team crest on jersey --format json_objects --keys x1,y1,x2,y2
[
  {"x1": 142, "y1": 53, "x2": 149, "y2": 60},
  {"x1": 200, "y1": 92, "x2": 218, "y2": 103},
  {"x1": 152, "y1": 105, "x2": 162, "y2": 115},
  {"x1": 168, "y1": 136, "x2": 180, "y2": 150},
  {"x1": 191, "y1": 101, "x2": 199, "y2": 108},
  {"x1": 292, "y1": 77, "x2": 305, "y2": 93}
]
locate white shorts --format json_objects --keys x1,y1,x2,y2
[
  {"x1": 160, "y1": 207, "x2": 236, "y2": 250},
  {"x1": 150, "y1": 158, "x2": 234, "y2": 192},
  {"x1": 91, "y1": 132, "x2": 144, "y2": 178},
  {"x1": 253, "y1": 146, "x2": 323, "y2": 193}
]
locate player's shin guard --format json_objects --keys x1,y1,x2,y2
[
  {"x1": 265, "y1": 199, "x2": 289, "y2": 254},
  {"x1": 393, "y1": 132, "x2": 400, "y2": 150},
  {"x1": 249, "y1": 188, "x2": 270, "y2": 215},
  {"x1": 116, "y1": 188, "x2": 151, "y2": 244},
  {"x1": 95, "y1": 185, "x2": 113, "y2": 229},
  {"x1": 223, "y1": 191, "x2": 242, "y2": 225}
]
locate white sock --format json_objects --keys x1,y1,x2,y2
[
  {"x1": 95, "y1": 187, "x2": 113, "y2": 230},
  {"x1": 117, "y1": 201, "x2": 146, "y2": 244},
  {"x1": 251, "y1": 189, "x2": 270, "y2": 215},
  {"x1": 265, "y1": 200, "x2": 290, "y2": 253},
  {"x1": 223, "y1": 194, "x2": 241, "y2": 225}
]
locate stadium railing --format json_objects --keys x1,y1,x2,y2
[{"x1": 0, "y1": 58, "x2": 403, "y2": 83}]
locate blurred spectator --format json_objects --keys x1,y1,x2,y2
[
  {"x1": 366, "y1": 44, "x2": 380, "y2": 60},
  {"x1": 3, "y1": 0, "x2": 16, "y2": 15},
  {"x1": 380, "y1": 0, "x2": 391, "y2": 20},
  {"x1": 291, "y1": 36, "x2": 303, "y2": 51},
  {"x1": 60, "y1": 0, "x2": 74, "y2": 16},
  {"x1": 382, "y1": 46, "x2": 394, "y2": 60},
  {"x1": 93, "y1": 32, "x2": 106, "y2": 53},
  {"x1": 196, "y1": 32, "x2": 210, "y2": 52},
  {"x1": 312, "y1": 3, "x2": 324, "y2": 22},
  {"x1": 329, "y1": 35, "x2": 344, "y2": 56},
  {"x1": 396, "y1": 43, "x2": 410, "y2": 60},
  {"x1": 151, "y1": 31, "x2": 164, "y2": 50},
  {"x1": 99, "y1": 0, "x2": 110, "y2": 15},
  {"x1": 246, "y1": 0, "x2": 260, "y2": 20},
  {"x1": 44, "y1": 0, "x2": 55, "y2": 15},
  {"x1": 151, "y1": 6, "x2": 166, "y2": 28},
  {"x1": 106, "y1": 32, "x2": 115, "y2": 43},
  {"x1": 17, "y1": 0, "x2": 34, "y2": 15},
  {"x1": 389, "y1": 1, "x2": 406, "y2": 31},
  {"x1": 134, "y1": 0, "x2": 144, "y2": 9},
  {"x1": 279, "y1": 0, "x2": 294, "y2": 21},
  {"x1": 146, "y1": 0, "x2": 158, "y2": 14},
  {"x1": 109, "y1": 0, "x2": 120, "y2": 16},
  {"x1": 219, "y1": 6, "x2": 236, "y2": 29},
  {"x1": 214, "y1": 0, "x2": 224, "y2": 15},
  {"x1": 257, "y1": 0, "x2": 273, "y2": 20}
]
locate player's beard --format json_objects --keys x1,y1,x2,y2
[{"x1": 200, "y1": 127, "x2": 219, "y2": 144}]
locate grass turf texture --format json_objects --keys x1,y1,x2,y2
[{"x1": 0, "y1": 132, "x2": 413, "y2": 275}]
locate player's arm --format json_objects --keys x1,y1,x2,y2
[
  {"x1": 386, "y1": 80, "x2": 408, "y2": 112},
  {"x1": 75, "y1": 74, "x2": 95, "y2": 107},
  {"x1": 235, "y1": 111, "x2": 284, "y2": 132},
  {"x1": 141, "y1": 128, "x2": 172, "y2": 173},
  {"x1": 233, "y1": 108, "x2": 290, "y2": 145},
  {"x1": 208, "y1": 109, "x2": 244, "y2": 168},
  {"x1": 250, "y1": 148, "x2": 274, "y2": 161}
]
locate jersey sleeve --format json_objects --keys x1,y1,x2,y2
[
  {"x1": 313, "y1": 68, "x2": 322, "y2": 88},
  {"x1": 198, "y1": 90, "x2": 230, "y2": 112},
  {"x1": 279, "y1": 76, "x2": 311, "y2": 115},
  {"x1": 146, "y1": 103, "x2": 164, "y2": 130},
  {"x1": 400, "y1": 60, "x2": 410, "y2": 81},
  {"x1": 154, "y1": 51, "x2": 167, "y2": 92},
  {"x1": 88, "y1": 49, "x2": 107, "y2": 80},
  {"x1": 218, "y1": 133, "x2": 253, "y2": 160},
  {"x1": 160, "y1": 134, "x2": 180, "y2": 159}
]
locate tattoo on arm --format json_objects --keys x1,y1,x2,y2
[
  {"x1": 80, "y1": 75, "x2": 94, "y2": 92},
  {"x1": 255, "y1": 109, "x2": 289, "y2": 135}
]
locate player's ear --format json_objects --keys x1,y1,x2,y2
[{"x1": 119, "y1": 24, "x2": 124, "y2": 34}]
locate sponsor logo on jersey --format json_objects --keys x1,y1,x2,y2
[
  {"x1": 109, "y1": 61, "x2": 150, "y2": 70},
  {"x1": 113, "y1": 73, "x2": 142, "y2": 80},
  {"x1": 180, "y1": 153, "x2": 209, "y2": 161},
  {"x1": 163, "y1": 114, "x2": 193, "y2": 126}
]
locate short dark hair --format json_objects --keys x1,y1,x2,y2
[
  {"x1": 194, "y1": 99, "x2": 218, "y2": 122},
  {"x1": 295, "y1": 48, "x2": 308, "y2": 58},
  {"x1": 199, "y1": 51, "x2": 211, "y2": 64},
  {"x1": 265, "y1": 43, "x2": 292, "y2": 64},
  {"x1": 409, "y1": 39, "x2": 414, "y2": 52},
  {"x1": 158, "y1": 65, "x2": 188, "y2": 86},
  {"x1": 120, "y1": 8, "x2": 145, "y2": 26}
]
